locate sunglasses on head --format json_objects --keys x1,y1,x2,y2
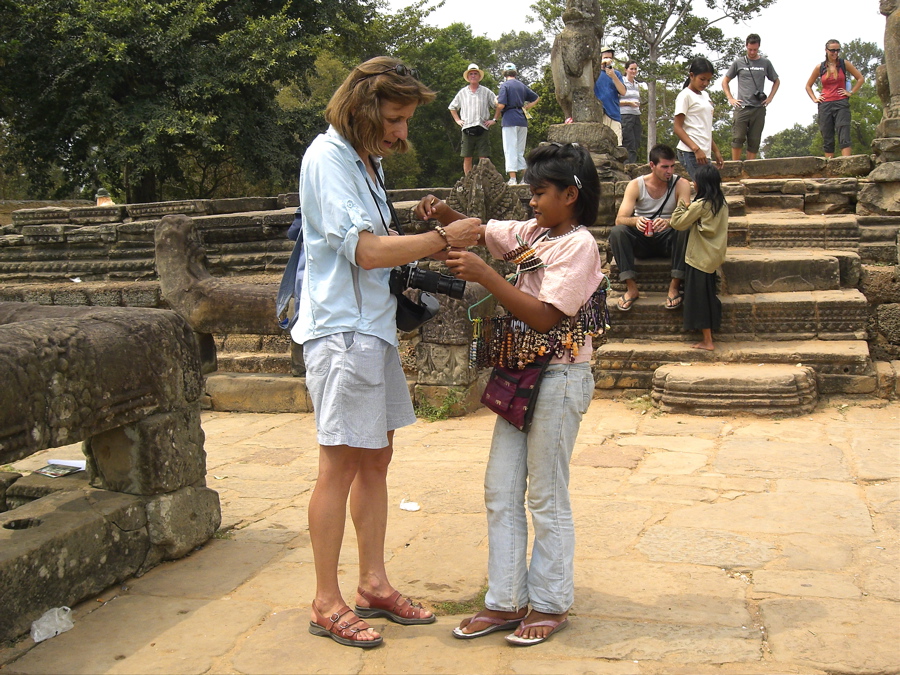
[{"x1": 354, "y1": 64, "x2": 420, "y2": 86}]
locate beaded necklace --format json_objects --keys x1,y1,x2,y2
[{"x1": 467, "y1": 230, "x2": 611, "y2": 370}]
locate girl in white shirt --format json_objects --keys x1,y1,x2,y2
[{"x1": 673, "y1": 57, "x2": 724, "y2": 179}]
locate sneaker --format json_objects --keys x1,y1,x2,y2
[{"x1": 507, "y1": 178, "x2": 517, "y2": 186}]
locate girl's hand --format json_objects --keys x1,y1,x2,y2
[
  {"x1": 445, "y1": 250, "x2": 490, "y2": 283},
  {"x1": 694, "y1": 147, "x2": 709, "y2": 165},
  {"x1": 415, "y1": 195, "x2": 442, "y2": 221}
]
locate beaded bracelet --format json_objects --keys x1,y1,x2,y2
[{"x1": 434, "y1": 225, "x2": 452, "y2": 250}]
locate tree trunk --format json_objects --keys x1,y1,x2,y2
[
  {"x1": 133, "y1": 171, "x2": 157, "y2": 204},
  {"x1": 647, "y1": 43, "x2": 660, "y2": 153}
]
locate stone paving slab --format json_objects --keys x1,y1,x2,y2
[{"x1": 2, "y1": 397, "x2": 899, "y2": 674}]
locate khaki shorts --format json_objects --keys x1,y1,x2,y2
[{"x1": 460, "y1": 127, "x2": 491, "y2": 158}]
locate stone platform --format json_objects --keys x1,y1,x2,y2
[
  {"x1": 651, "y1": 363, "x2": 818, "y2": 416},
  {"x1": 1, "y1": 400, "x2": 898, "y2": 674}
]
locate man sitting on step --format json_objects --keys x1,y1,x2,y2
[{"x1": 610, "y1": 143, "x2": 691, "y2": 311}]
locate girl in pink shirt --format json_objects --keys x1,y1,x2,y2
[{"x1": 416, "y1": 143, "x2": 606, "y2": 647}]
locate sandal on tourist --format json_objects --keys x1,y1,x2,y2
[
  {"x1": 616, "y1": 294, "x2": 638, "y2": 312},
  {"x1": 308, "y1": 601, "x2": 383, "y2": 648},
  {"x1": 505, "y1": 617, "x2": 569, "y2": 646},
  {"x1": 355, "y1": 587, "x2": 436, "y2": 625},
  {"x1": 452, "y1": 610, "x2": 527, "y2": 639},
  {"x1": 665, "y1": 293, "x2": 683, "y2": 310}
]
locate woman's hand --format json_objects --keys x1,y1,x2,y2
[
  {"x1": 444, "y1": 250, "x2": 490, "y2": 283},
  {"x1": 443, "y1": 218, "x2": 482, "y2": 248}
]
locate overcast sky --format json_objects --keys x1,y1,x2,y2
[{"x1": 387, "y1": 0, "x2": 887, "y2": 137}]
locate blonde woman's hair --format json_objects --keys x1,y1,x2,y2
[{"x1": 325, "y1": 56, "x2": 436, "y2": 157}]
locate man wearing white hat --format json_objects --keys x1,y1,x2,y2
[
  {"x1": 449, "y1": 63, "x2": 498, "y2": 175},
  {"x1": 496, "y1": 63, "x2": 540, "y2": 185}
]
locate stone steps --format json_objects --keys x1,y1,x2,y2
[
  {"x1": 650, "y1": 363, "x2": 819, "y2": 416},
  {"x1": 594, "y1": 338, "x2": 875, "y2": 395},
  {"x1": 609, "y1": 248, "x2": 860, "y2": 295},
  {"x1": 606, "y1": 289, "x2": 867, "y2": 341}
]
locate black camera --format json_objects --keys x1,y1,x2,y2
[
  {"x1": 753, "y1": 89, "x2": 767, "y2": 101},
  {"x1": 390, "y1": 262, "x2": 466, "y2": 299}
]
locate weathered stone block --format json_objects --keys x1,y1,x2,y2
[
  {"x1": 0, "y1": 305, "x2": 203, "y2": 465},
  {"x1": 68, "y1": 205, "x2": 126, "y2": 224},
  {"x1": 873, "y1": 137, "x2": 900, "y2": 162},
  {"x1": 145, "y1": 486, "x2": 221, "y2": 562},
  {"x1": 0, "y1": 471, "x2": 22, "y2": 512},
  {"x1": 85, "y1": 407, "x2": 206, "y2": 495},
  {"x1": 857, "y1": 181, "x2": 900, "y2": 216},
  {"x1": 743, "y1": 157, "x2": 826, "y2": 178},
  {"x1": 861, "y1": 265, "x2": 900, "y2": 304},
  {"x1": 12, "y1": 207, "x2": 71, "y2": 226},
  {"x1": 869, "y1": 161, "x2": 900, "y2": 183},
  {"x1": 719, "y1": 161, "x2": 743, "y2": 180},
  {"x1": 876, "y1": 303, "x2": 900, "y2": 344},
  {"x1": 277, "y1": 193, "x2": 300, "y2": 208},
  {"x1": 827, "y1": 154, "x2": 874, "y2": 177},
  {"x1": 874, "y1": 360, "x2": 896, "y2": 399},
  {"x1": 126, "y1": 200, "x2": 210, "y2": 220},
  {"x1": 876, "y1": 117, "x2": 900, "y2": 138},
  {"x1": 745, "y1": 194, "x2": 805, "y2": 211},
  {"x1": 414, "y1": 369, "x2": 489, "y2": 417},
  {"x1": 0, "y1": 489, "x2": 149, "y2": 642},
  {"x1": 205, "y1": 372, "x2": 312, "y2": 413},
  {"x1": 419, "y1": 281, "x2": 496, "y2": 345},
  {"x1": 208, "y1": 197, "x2": 279, "y2": 215},
  {"x1": 416, "y1": 342, "x2": 478, "y2": 386},
  {"x1": 4, "y1": 471, "x2": 89, "y2": 509}
]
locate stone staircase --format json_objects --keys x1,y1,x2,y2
[{"x1": 601, "y1": 176, "x2": 899, "y2": 404}]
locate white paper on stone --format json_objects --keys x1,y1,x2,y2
[{"x1": 399, "y1": 498, "x2": 420, "y2": 512}]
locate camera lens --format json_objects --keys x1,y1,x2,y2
[{"x1": 407, "y1": 266, "x2": 466, "y2": 299}]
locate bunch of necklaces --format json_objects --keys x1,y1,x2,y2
[{"x1": 467, "y1": 234, "x2": 611, "y2": 370}]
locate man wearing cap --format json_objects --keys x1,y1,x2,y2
[
  {"x1": 449, "y1": 63, "x2": 499, "y2": 175},
  {"x1": 496, "y1": 63, "x2": 540, "y2": 185},
  {"x1": 593, "y1": 46, "x2": 626, "y2": 145}
]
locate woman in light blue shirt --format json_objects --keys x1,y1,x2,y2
[{"x1": 299, "y1": 56, "x2": 481, "y2": 649}]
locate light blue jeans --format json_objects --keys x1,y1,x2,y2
[{"x1": 483, "y1": 362, "x2": 594, "y2": 614}]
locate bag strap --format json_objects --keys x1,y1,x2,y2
[
  {"x1": 648, "y1": 175, "x2": 679, "y2": 221},
  {"x1": 371, "y1": 159, "x2": 404, "y2": 235}
]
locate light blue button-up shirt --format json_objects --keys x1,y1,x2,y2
[{"x1": 290, "y1": 126, "x2": 399, "y2": 347}]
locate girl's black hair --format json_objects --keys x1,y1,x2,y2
[
  {"x1": 693, "y1": 164, "x2": 726, "y2": 216},
  {"x1": 682, "y1": 57, "x2": 715, "y2": 89},
  {"x1": 522, "y1": 143, "x2": 600, "y2": 226}
]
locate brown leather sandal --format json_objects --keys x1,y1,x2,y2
[
  {"x1": 308, "y1": 601, "x2": 383, "y2": 648},
  {"x1": 355, "y1": 587, "x2": 436, "y2": 625}
]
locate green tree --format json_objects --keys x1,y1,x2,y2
[
  {"x1": 0, "y1": 0, "x2": 373, "y2": 202},
  {"x1": 760, "y1": 122, "x2": 819, "y2": 158},
  {"x1": 531, "y1": 0, "x2": 773, "y2": 149},
  {"x1": 491, "y1": 31, "x2": 551, "y2": 85}
]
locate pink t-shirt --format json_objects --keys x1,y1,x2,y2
[{"x1": 485, "y1": 218, "x2": 605, "y2": 364}]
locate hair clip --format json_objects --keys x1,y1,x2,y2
[{"x1": 573, "y1": 174, "x2": 582, "y2": 189}]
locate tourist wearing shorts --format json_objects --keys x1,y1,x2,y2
[
  {"x1": 295, "y1": 56, "x2": 481, "y2": 649},
  {"x1": 449, "y1": 63, "x2": 498, "y2": 175},
  {"x1": 805, "y1": 39, "x2": 864, "y2": 158},
  {"x1": 722, "y1": 33, "x2": 780, "y2": 161}
]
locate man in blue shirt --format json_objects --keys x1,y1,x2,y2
[
  {"x1": 495, "y1": 62, "x2": 540, "y2": 185},
  {"x1": 593, "y1": 46, "x2": 626, "y2": 145}
]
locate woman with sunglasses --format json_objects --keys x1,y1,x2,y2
[
  {"x1": 295, "y1": 56, "x2": 481, "y2": 648},
  {"x1": 805, "y1": 40, "x2": 864, "y2": 158}
]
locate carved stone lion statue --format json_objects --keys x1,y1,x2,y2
[{"x1": 550, "y1": 0, "x2": 605, "y2": 123}]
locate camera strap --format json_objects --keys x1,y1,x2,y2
[
  {"x1": 745, "y1": 55, "x2": 764, "y2": 95},
  {"x1": 369, "y1": 159, "x2": 404, "y2": 235}
]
